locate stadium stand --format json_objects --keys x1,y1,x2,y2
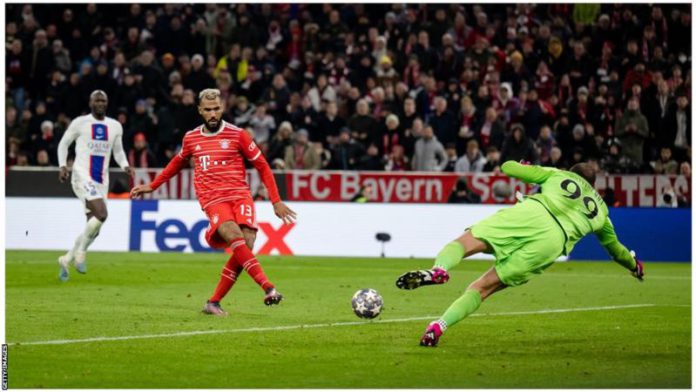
[{"x1": 5, "y1": 4, "x2": 692, "y2": 178}]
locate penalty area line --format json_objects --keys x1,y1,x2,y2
[{"x1": 8, "y1": 303, "x2": 683, "y2": 347}]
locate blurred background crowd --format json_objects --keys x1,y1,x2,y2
[{"x1": 5, "y1": 3, "x2": 692, "y2": 178}]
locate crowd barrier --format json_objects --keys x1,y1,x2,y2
[
  {"x1": 6, "y1": 198, "x2": 690, "y2": 262},
  {"x1": 7, "y1": 167, "x2": 691, "y2": 207}
]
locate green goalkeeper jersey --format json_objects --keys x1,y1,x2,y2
[{"x1": 501, "y1": 161, "x2": 635, "y2": 269}]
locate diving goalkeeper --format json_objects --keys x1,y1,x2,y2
[{"x1": 396, "y1": 161, "x2": 644, "y2": 347}]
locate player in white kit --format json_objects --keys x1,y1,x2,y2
[{"x1": 57, "y1": 90, "x2": 134, "y2": 281}]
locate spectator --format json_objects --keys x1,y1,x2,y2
[
  {"x1": 623, "y1": 63, "x2": 652, "y2": 93},
  {"x1": 130, "y1": 99, "x2": 156, "y2": 144},
  {"x1": 15, "y1": 151, "x2": 30, "y2": 167},
  {"x1": 385, "y1": 144, "x2": 410, "y2": 172},
  {"x1": 548, "y1": 146, "x2": 565, "y2": 169},
  {"x1": 568, "y1": 86, "x2": 591, "y2": 127},
  {"x1": 122, "y1": 26, "x2": 145, "y2": 60},
  {"x1": 35, "y1": 149, "x2": 52, "y2": 167},
  {"x1": 356, "y1": 143, "x2": 386, "y2": 171},
  {"x1": 173, "y1": 88, "x2": 199, "y2": 135},
  {"x1": 399, "y1": 98, "x2": 420, "y2": 156},
  {"x1": 6, "y1": 106, "x2": 25, "y2": 145},
  {"x1": 428, "y1": 96, "x2": 457, "y2": 146},
  {"x1": 284, "y1": 129, "x2": 320, "y2": 170},
  {"x1": 316, "y1": 101, "x2": 346, "y2": 146},
  {"x1": 7, "y1": 39, "x2": 28, "y2": 111},
  {"x1": 184, "y1": 53, "x2": 215, "y2": 94},
  {"x1": 263, "y1": 73, "x2": 291, "y2": 115},
  {"x1": 494, "y1": 83, "x2": 519, "y2": 125},
  {"x1": 376, "y1": 55, "x2": 399, "y2": 85},
  {"x1": 448, "y1": 177, "x2": 482, "y2": 204},
  {"x1": 455, "y1": 139, "x2": 487, "y2": 173},
  {"x1": 536, "y1": 125, "x2": 556, "y2": 166},
  {"x1": 52, "y1": 39, "x2": 72, "y2": 74},
  {"x1": 307, "y1": 74, "x2": 337, "y2": 112},
  {"x1": 46, "y1": 71, "x2": 68, "y2": 115},
  {"x1": 656, "y1": 185, "x2": 678, "y2": 208},
  {"x1": 7, "y1": 139, "x2": 22, "y2": 167},
  {"x1": 26, "y1": 101, "x2": 51, "y2": 146},
  {"x1": 568, "y1": 123, "x2": 600, "y2": 160},
  {"x1": 667, "y1": 92, "x2": 691, "y2": 162},
  {"x1": 651, "y1": 147, "x2": 679, "y2": 175},
  {"x1": 348, "y1": 99, "x2": 378, "y2": 149},
  {"x1": 291, "y1": 95, "x2": 319, "y2": 138},
  {"x1": 135, "y1": 50, "x2": 167, "y2": 102},
  {"x1": 443, "y1": 143, "x2": 459, "y2": 172},
  {"x1": 601, "y1": 139, "x2": 639, "y2": 174},
  {"x1": 35, "y1": 120, "x2": 58, "y2": 164},
  {"x1": 501, "y1": 51, "x2": 530, "y2": 96},
  {"x1": 248, "y1": 102, "x2": 275, "y2": 144},
  {"x1": 501, "y1": 124, "x2": 539, "y2": 164},
  {"x1": 369, "y1": 86, "x2": 389, "y2": 120},
  {"x1": 482, "y1": 146, "x2": 502, "y2": 172},
  {"x1": 615, "y1": 97, "x2": 649, "y2": 168},
  {"x1": 679, "y1": 161, "x2": 691, "y2": 178},
  {"x1": 268, "y1": 121, "x2": 294, "y2": 162},
  {"x1": 456, "y1": 95, "x2": 479, "y2": 152},
  {"x1": 314, "y1": 143, "x2": 332, "y2": 169},
  {"x1": 128, "y1": 132, "x2": 157, "y2": 168},
  {"x1": 477, "y1": 107, "x2": 506, "y2": 150},
  {"x1": 412, "y1": 125, "x2": 446, "y2": 171},
  {"x1": 379, "y1": 114, "x2": 403, "y2": 157},
  {"x1": 534, "y1": 61, "x2": 555, "y2": 100},
  {"x1": 4, "y1": 3, "x2": 691, "y2": 176},
  {"x1": 330, "y1": 128, "x2": 364, "y2": 170},
  {"x1": 567, "y1": 41, "x2": 592, "y2": 91},
  {"x1": 232, "y1": 96, "x2": 255, "y2": 128},
  {"x1": 647, "y1": 80, "x2": 675, "y2": 153},
  {"x1": 29, "y1": 29, "x2": 54, "y2": 101},
  {"x1": 230, "y1": 13, "x2": 260, "y2": 48},
  {"x1": 93, "y1": 61, "x2": 116, "y2": 98},
  {"x1": 113, "y1": 73, "x2": 143, "y2": 116}
]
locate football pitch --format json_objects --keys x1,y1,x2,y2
[{"x1": 5, "y1": 250, "x2": 691, "y2": 388}]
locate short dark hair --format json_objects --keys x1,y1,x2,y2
[{"x1": 570, "y1": 162, "x2": 596, "y2": 185}]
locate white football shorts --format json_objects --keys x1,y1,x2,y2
[{"x1": 71, "y1": 179, "x2": 109, "y2": 213}]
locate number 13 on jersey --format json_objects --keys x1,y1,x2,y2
[{"x1": 239, "y1": 204, "x2": 252, "y2": 217}]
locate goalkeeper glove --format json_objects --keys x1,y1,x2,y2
[{"x1": 629, "y1": 250, "x2": 644, "y2": 281}]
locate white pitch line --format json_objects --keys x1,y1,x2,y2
[{"x1": 9, "y1": 303, "x2": 687, "y2": 347}]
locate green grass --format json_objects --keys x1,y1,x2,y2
[{"x1": 5, "y1": 250, "x2": 692, "y2": 388}]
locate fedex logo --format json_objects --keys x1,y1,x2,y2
[{"x1": 129, "y1": 200, "x2": 294, "y2": 254}]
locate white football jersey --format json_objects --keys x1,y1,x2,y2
[{"x1": 58, "y1": 114, "x2": 129, "y2": 187}]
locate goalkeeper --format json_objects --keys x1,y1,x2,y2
[{"x1": 396, "y1": 161, "x2": 644, "y2": 347}]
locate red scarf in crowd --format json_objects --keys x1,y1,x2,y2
[
  {"x1": 383, "y1": 132, "x2": 400, "y2": 155},
  {"x1": 128, "y1": 149, "x2": 150, "y2": 168}
]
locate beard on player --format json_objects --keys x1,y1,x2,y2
[
  {"x1": 94, "y1": 105, "x2": 106, "y2": 118},
  {"x1": 90, "y1": 98, "x2": 108, "y2": 118},
  {"x1": 204, "y1": 117, "x2": 220, "y2": 132}
]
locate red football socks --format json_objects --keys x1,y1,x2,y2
[
  {"x1": 209, "y1": 255, "x2": 243, "y2": 302},
  {"x1": 230, "y1": 238, "x2": 275, "y2": 292},
  {"x1": 209, "y1": 239, "x2": 275, "y2": 302}
]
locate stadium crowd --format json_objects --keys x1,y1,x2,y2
[{"x1": 5, "y1": 3, "x2": 692, "y2": 179}]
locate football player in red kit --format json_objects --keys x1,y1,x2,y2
[{"x1": 131, "y1": 88, "x2": 297, "y2": 316}]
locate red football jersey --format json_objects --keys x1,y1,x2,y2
[{"x1": 150, "y1": 121, "x2": 280, "y2": 209}]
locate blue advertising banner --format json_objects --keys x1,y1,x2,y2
[{"x1": 570, "y1": 208, "x2": 692, "y2": 262}]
